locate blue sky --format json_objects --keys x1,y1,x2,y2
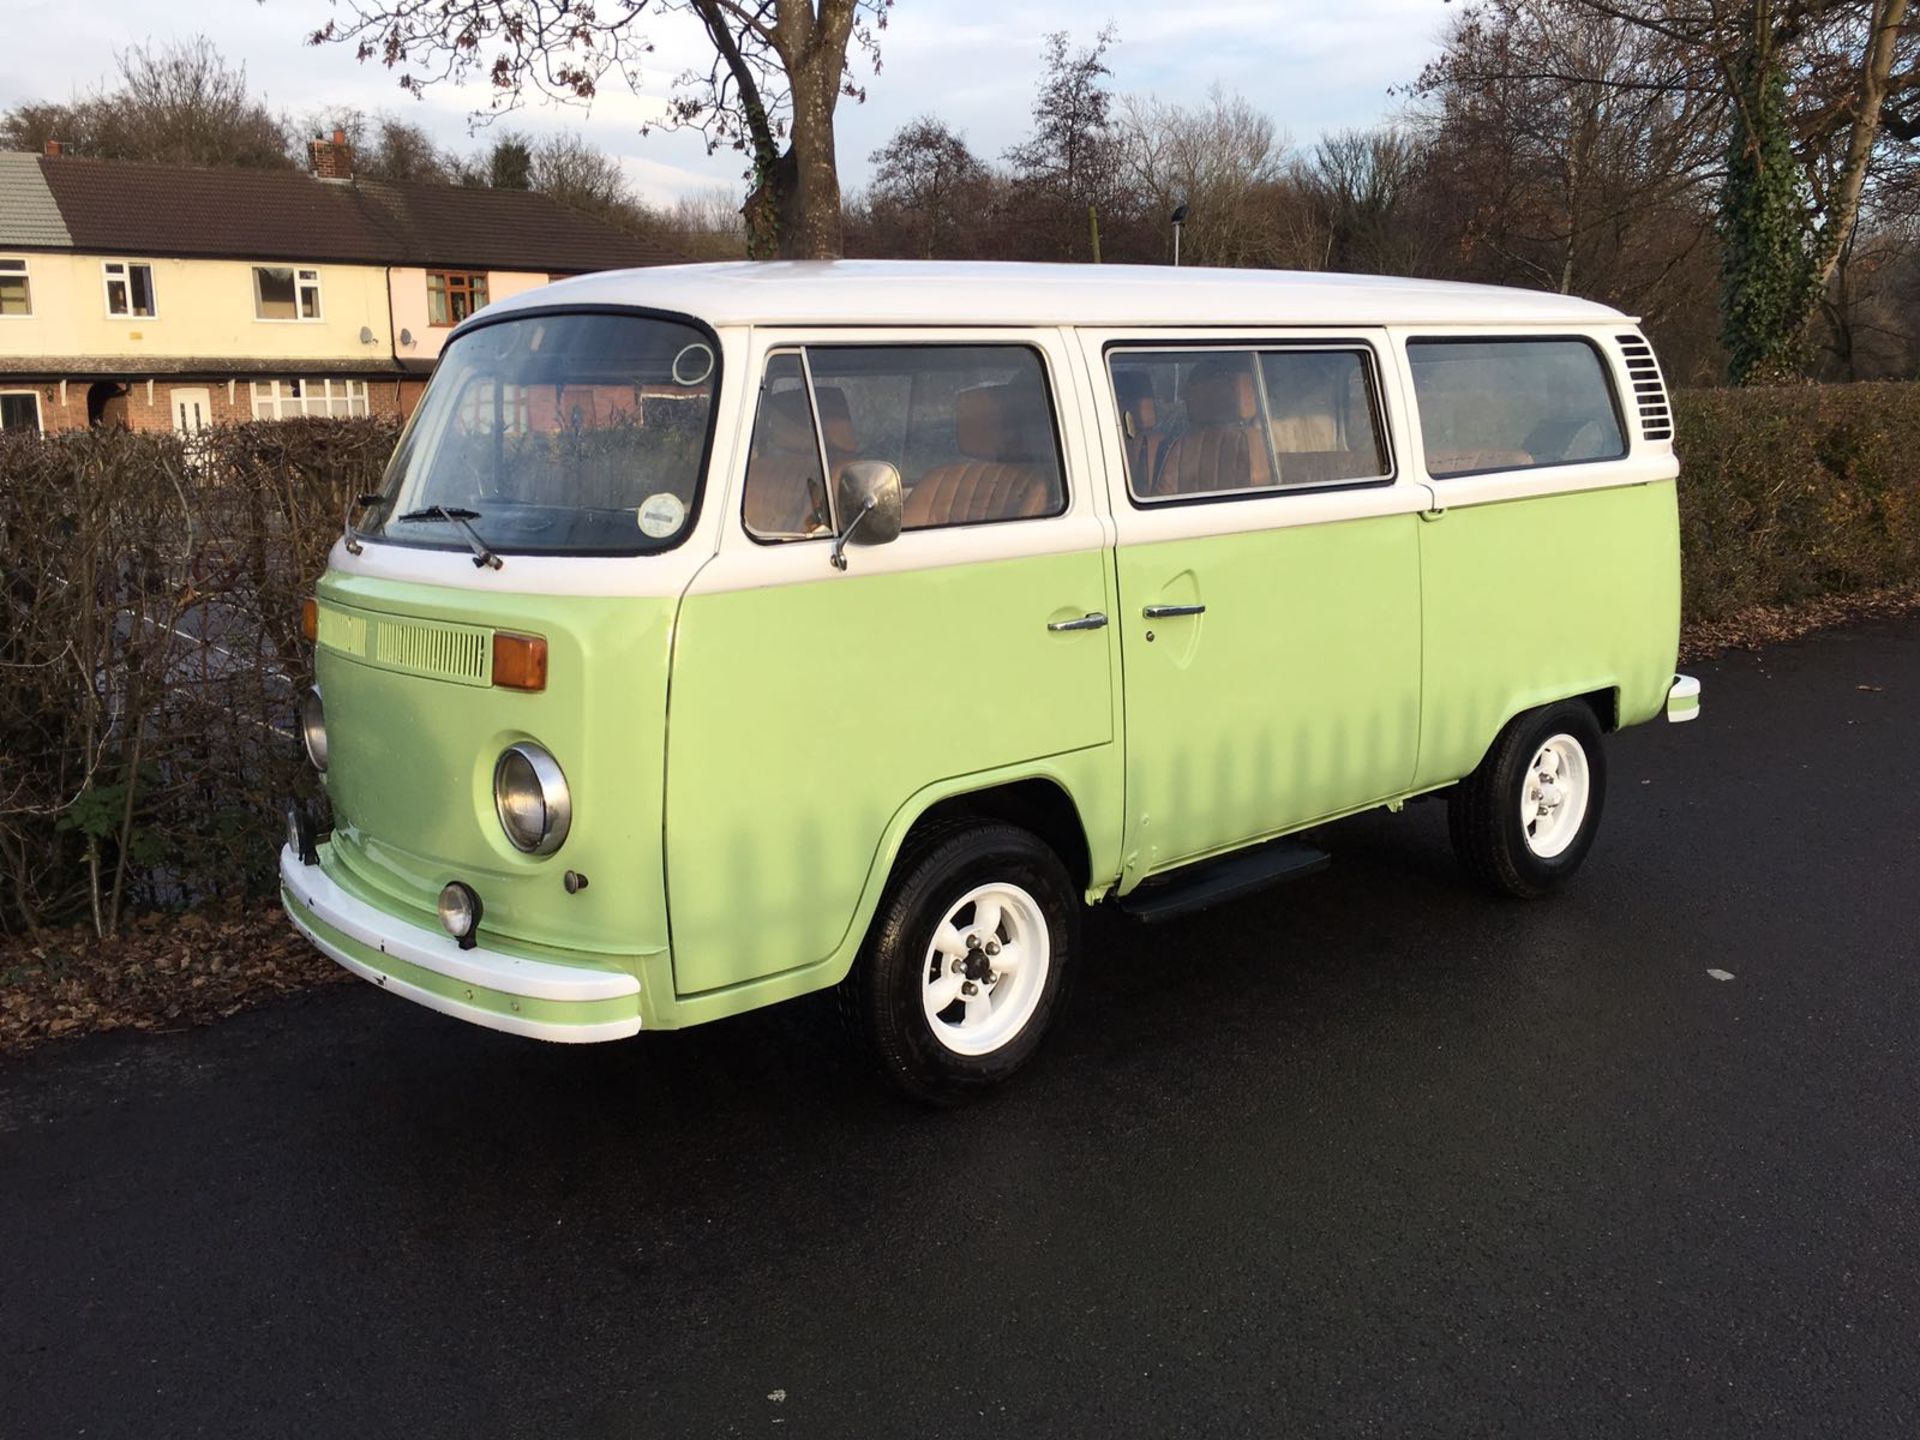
[{"x1": 0, "y1": 0, "x2": 1447, "y2": 204}]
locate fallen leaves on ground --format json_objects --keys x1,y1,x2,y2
[
  {"x1": 0, "y1": 904, "x2": 350, "y2": 1059},
  {"x1": 1680, "y1": 582, "x2": 1920, "y2": 664}
]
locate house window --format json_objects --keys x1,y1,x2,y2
[
  {"x1": 1, "y1": 391, "x2": 43, "y2": 432},
  {"x1": 254, "y1": 266, "x2": 322, "y2": 321},
  {"x1": 103, "y1": 261, "x2": 158, "y2": 318},
  {"x1": 427, "y1": 271, "x2": 489, "y2": 327},
  {"x1": 0, "y1": 258, "x2": 29, "y2": 316},
  {"x1": 250, "y1": 378, "x2": 371, "y2": 420}
]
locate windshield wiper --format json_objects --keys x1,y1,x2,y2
[{"x1": 397, "y1": 505, "x2": 503, "y2": 570}]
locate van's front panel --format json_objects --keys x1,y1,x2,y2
[
  {"x1": 312, "y1": 577, "x2": 674, "y2": 969},
  {"x1": 282, "y1": 305, "x2": 732, "y2": 1037}
]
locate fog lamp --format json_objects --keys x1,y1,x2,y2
[{"x1": 438, "y1": 881, "x2": 483, "y2": 950}]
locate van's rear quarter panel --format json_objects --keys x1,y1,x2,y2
[
  {"x1": 1414, "y1": 479, "x2": 1680, "y2": 788},
  {"x1": 314, "y1": 575, "x2": 673, "y2": 967}
]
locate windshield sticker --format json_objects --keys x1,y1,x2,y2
[
  {"x1": 672, "y1": 342, "x2": 716, "y2": 387},
  {"x1": 637, "y1": 492, "x2": 687, "y2": 538}
]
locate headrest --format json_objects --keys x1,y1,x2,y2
[
  {"x1": 814, "y1": 385, "x2": 858, "y2": 454},
  {"x1": 1112, "y1": 369, "x2": 1159, "y2": 430},
  {"x1": 1185, "y1": 363, "x2": 1260, "y2": 426},
  {"x1": 956, "y1": 384, "x2": 1049, "y2": 462},
  {"x1": 757, "y1": 388, "x2": 817, "y2": 454}
]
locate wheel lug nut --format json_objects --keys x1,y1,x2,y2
[
  {"x1": 951, "y1": 957, "x2": 964, "y2": 973},
  {"x1": 984, "y1": 939, "x2": 1000, "y2": 956},
  {"x1": 962, "y1": 981, "x2": 978, "y2": 996}
]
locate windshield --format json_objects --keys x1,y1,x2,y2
[{"x1": 363, "y1": 311, "x2": 719, "y2": 556}]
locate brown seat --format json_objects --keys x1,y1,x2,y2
[
  {"x1": 1111, "y1": 369, "x2": 1164, "y2": 492},
  {"x1": 903, "y1": 384, "x2": 1056, "y2": 528},
  {"x1": 1425, "y1": 447, "x2": 1534, "y2": 476},
  {"x1": 1151, "y1": 361, "x2": 1273, "y2": 497},
  {"x1": 741, "y1": 389, "x2": 830, "y2": 537}
]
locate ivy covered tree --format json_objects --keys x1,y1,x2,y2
[{"x1": 1721, "y1": 37, "x2": 1816, "y2": 383}]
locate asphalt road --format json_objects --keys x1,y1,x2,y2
[{"x1": 4, "y1": 619, "x2": 1918, "y2": 1439}]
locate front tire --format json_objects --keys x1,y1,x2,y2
[
  {"x1": 839, "y1": 820, "x2": 1078, "y2": 1104},
  {"x1": 1448, "y1": 701, "x2": 1607, "y2": 899}
]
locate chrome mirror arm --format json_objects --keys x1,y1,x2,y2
[{"x1": 829, "y1": 496, "x2": 877, "y2": 572}]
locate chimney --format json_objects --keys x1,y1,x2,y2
[
  {"x1": 44, "y1": 139, "x2": 64, "y2": 158},
  {"x1": 308, "y1": 128, "x2": 352, "y2": 181}
]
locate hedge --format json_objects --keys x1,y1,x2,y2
[
  {"x1": 0, "y1": 420, "x2": 397, "y2": 934},
  {"x1": 1, "y1": 384, "x2": 1916, "y2": 932},
  {"x1": 1673, "y1": 382, "x2": 1920, "y2": 622}
]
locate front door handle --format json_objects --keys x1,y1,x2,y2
[
  {"x1": 1047, "y1": 612, "x2": 1109, "y2": 633},
  {"x1": 1142, "y1": 603, "x2": 1206, "y2": 619}
]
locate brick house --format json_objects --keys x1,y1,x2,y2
[{"x1": 0, "y1": 134, "x2": 679, "y2": 434}]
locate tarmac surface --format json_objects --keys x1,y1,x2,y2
[{"x1": 3, "y1": 618, "x2": 1917, "y2": 1437}]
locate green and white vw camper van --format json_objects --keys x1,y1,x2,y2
[{"x1": 282, "y1": 261, "x2": 1699, "y2": 1101}]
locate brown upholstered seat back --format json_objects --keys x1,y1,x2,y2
[
  {"x1": 902, "y1": 384, "x2": 1056, "y2": 528},
  {"x1": 1151, "y1": 362, "x2": 1273, "y2": 497},
  {"x1": 742, "y1": 389, "x2": 828, "y2": 536}
]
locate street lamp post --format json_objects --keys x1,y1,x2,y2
[{"x1": 1171, "y1": 203, "x2": 1188, "y2": 267}]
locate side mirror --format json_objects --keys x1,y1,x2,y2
[{"x1": 829, "y1": 460, "x2": 903, "y2": 571}]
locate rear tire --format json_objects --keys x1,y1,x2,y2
[
  {"x1": 838, "y1": 820, "x2": 1078, "y2": 1104},
  {"x1": 1448, "y1": 701, "x2": 1607, "y2": 899}
]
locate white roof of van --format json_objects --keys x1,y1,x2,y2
[{"x1": 487, "y1": 260, "x2": 1633, "y2": 330}]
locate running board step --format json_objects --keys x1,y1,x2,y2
[{"x1": 1117, "y1": 838, "x2": 1331, "y2": 924}]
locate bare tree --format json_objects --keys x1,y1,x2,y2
[
  {"x1": 1119, "y1": 87, "x2": 1290, "y2": 266},
  {"x1": 1006, "y1": 27, "x2": 1126, "y2": 260},
  {"x1": 866, "y1": 116, "x2": 992, "y2": 257},
  {"x1": 1, "y1": 37, "x2": 293, "y2": 169},
  {"x1": 308, "y1": 1, "x2": 892, "y2": 258}
]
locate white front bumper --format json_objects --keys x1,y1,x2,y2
[{"x1": 279, "y1": 846, "x2": 642, "y2": 1042}]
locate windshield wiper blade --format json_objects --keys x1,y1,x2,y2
[{"x1": 396, "y1": 505, "x2": 502, "y2": 570}]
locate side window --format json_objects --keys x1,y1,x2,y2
[
  {"x1": 742, "y1": 353, "x2": 832, "y2": 541},
  {"x1": 1110, "y1": 347, "x2": 1391, "y2": 501},
  {"x1": 1408, "y1": 338, "x2": 1625, "y2": 478},
  {"x1": 743, "y1": 344, "x2": 1067, "y2": 540}
]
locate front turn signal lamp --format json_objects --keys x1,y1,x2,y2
[
  {"x1": 300, "y1": 597, "x2": 318, "y2": 643},
  {"x1": 492, "y1": 632, "x2": 548, "y2": 692}
]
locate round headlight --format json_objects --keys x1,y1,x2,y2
[
  {"x1": 493, "y1": 743, "x2": 570, "y2": 855},
  {"x1": 437, "y1": 881, "x2": 481, "y2": 943},
  {"x1": 298, "y1": 688, "x2": 328, "y2": 772}
]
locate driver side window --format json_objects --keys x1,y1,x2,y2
[{"x1": 742, "y1": 353, "x2": 833, "y2": 541}]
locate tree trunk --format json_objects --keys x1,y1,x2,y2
[
  {"x1": 781, "y1": 63, "x2": 844, "y2": 258},
  {"x1": 1807, "y1": 0, "x2": 1910, "y2": 296}
]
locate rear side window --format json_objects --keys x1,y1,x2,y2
[
  {"x1": 1408, "y1": 338, "x2": 1625, "y2": 478},
  {"x1": 1109, "y1": 347, "x2": 1390, "y2": 502},
  {"x1": 742, "y1": 344, "x2": 1066, "y2": 540}
]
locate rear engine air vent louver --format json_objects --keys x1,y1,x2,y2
[{"x1": 1617, "y1": 334, "x2": 1672, "y2": 442}]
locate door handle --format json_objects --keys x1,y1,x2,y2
[
  {"x1": 1142, "y1": 603, "x2": 1206, "y2": 619},
  {"x1": 1047, "y1": 612, "x2": 1109, "y2": 633}
]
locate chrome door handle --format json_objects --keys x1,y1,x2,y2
[
  {"x1": 1142, "y1": 603, "x2": 1206, "y2": 619},
  {"x1": 1047, "y1": 612, "x2": 1109, "y2": 633}
]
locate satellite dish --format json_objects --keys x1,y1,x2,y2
[
  {"x1": 359, "y1": 325, "x2": 375, "y2": 344},
  {"x1": 399, "y1": 328, "x2": 414, "y2": 347}
]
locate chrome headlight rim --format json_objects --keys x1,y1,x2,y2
[
  {"x1": 298, "y1": 687, "x2": 328, "y2": 773},
  {"x1": 493, "y1": 742, "x2": 571, "y2": 856}
]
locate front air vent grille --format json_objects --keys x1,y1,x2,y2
[
  {"x1": 316, "y1": 604, "x2": 492, "y2": 686},
  {"x1": 1617, "y1": 333, "x2": 1673, "y2": 442}
]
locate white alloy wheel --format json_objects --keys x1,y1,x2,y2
[
  {"x1": 1520, "y1": 733, "x2": 1591, "y2": 859},
  {"x1": 921, "y1": 882, "x2": 1051, "y2": 1057}
]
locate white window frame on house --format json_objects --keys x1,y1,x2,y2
[
  {"x1": 0, "y1": 389, "x2": 44, "y2": 432},
  {"x1": 250, "y1": 378, "x2": 371, "y2": 420},
  {"x1": 0, "y1": 258, "x2": 30, "y2": 318},
  {"x1": 102, "y1": 260, "x2": 159, "y2": 318},
  {"x1": 253, "y1": 266, "x2": 324, "y2": 322}
]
